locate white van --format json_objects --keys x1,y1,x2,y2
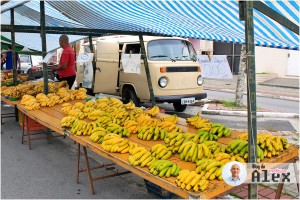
[{"x1": 77, "y1": 35, "x2": 207, "y2": 112}]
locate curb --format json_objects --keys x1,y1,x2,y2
[
  {"x1": 202, "y1": 104, "x2": 299, "y2": 118},
  {"x1": 204, "y1": 88, "x2": 299, "y2": 102}
]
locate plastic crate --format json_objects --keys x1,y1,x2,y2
[
  {"x1": 18, "y1": 110, "x2": 46, "y2": 131},
  {"x1": 144, "y1": 179, "x2": 173, "y2": 199}
]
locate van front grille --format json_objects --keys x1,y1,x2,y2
[{"x1": 166, "y1": 67, "x2": 198, "y2": 72}]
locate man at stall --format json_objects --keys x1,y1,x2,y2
[
  {"x1": 51, "y1": 34, "x2": 76, "y2": 89},
  {"x1": 1, "y1": 45, "x2": 21, "y2": 71}
]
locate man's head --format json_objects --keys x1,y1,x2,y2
[
  {"x1": 230, "y1": 164, "x2": 240, "y2": 178},
  {"x1": 8, "y1": 44, "x2": 12, "y2": 50},
  {"x1": 59, "y1": 35, "x2": 69, "y2": 48}
]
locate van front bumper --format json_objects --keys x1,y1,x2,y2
[{"x1": 155, "y1": 93, "x2": 207, "y2": 103}]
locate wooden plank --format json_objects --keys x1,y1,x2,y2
[{"x1": 1, "y1": 96, "x2": 20, "y2": 106}]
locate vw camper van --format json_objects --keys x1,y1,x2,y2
[{"x1": 77, "y1": 35, "x2": 207, "y2": 112}]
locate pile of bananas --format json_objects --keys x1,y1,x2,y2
[
  {"x1": 149, "y1": 160, "x2": 181, "y2": 178},
  {"x1": 68, "y1": 109, "x2": 85, "y2": 119},
  {"x1": 129, "y1": 107, "x2": 144, "y2": 118},
  {"x1": 109, "y1": 97, "x2": 123, "y2": 109},
  {"x1": 61, "y1": 103, "x2": 73, "y2": 115},
  {"x1": 95, "y1": 101, "x2": 110, "y2": 111},
  {"x1": 112, "y1": 109, "x2": 129, "y2": 120},
  {"x1": 56, "y1": 87, "x2": 75, "y2": 101},
  {"x1": 123, "y1": 100, "x2": 135, "y2": 110},
  {"x1": 175, "y1": 170, "x2": 209, "y2": 192},
  {"x1": 151, "y1": 144, "x2": 173, "y2": 160},
  {"x1": 89, "y1": 128, "x2": 108, "y2": 143},
  {"x1": 128, "y1": 147, "x2": 155, "y2": 167},
  {"x1": 210, "y1": 123, "x2": 231, "y2": 137},
  {"x1": 2, "y1": 86, "x2": 21, "y2": 98},
  {"x1": 21, "y1": 95, "x2": 36, "y2": 104},
  {"x1": 36, "y1": 93, "x2": 63, "y2": 107},
  {"x1": 146, "y1": 105, "x2": 160, "y2": 117},
  {"x1": 237, "y1": 133, "x2": 289, "y2": 159},
  {"x1": 164, "y1": 132, "x2": 185, "y2": 153},
  {"x1": 105, "y1": 122, "x2": 130, "y2": 137},
  {"x1": 137, "y1": 126, "x2": 166, "y2": 141},
  {"x1": 24, "y1": 99, "x2": 40, "y2": 110},
  {"x1": 136, "y1": 114, "x2": 160, "y2": 127},
  {"x1": 87, "y1": 109, "x2": 105, "y2": 120},
  {"x1": 178, "y1": 141, "x2": 212, "y2": 162},
  {"x1": 195, "y1": 159, "x2": 224, "y2": 180},
  {"x1": 96, "y1": 115, "x2": 112, "y2": 125},
  {"x1": 214, "y1": 152, "x2": 245, "y2": 164},
  {"x1": 82, "y1": 106, "x2": 94, "y2": 114},
  {"x1": 60, "y1": 116, "x2": 77, "y2": 127},
  {"x1": 202, "y1": 141, "x2": 226, "y2": 155},
  {"x1": 159, "y1": 114, "x2": 178, "y2": 124},
  {"x1": 186, "y1": 113, "x2": 210, "y2": 129},
  {"x1": 101, "y1": 133, "x2": 136, "y2": 153},
  {"x1": 72, "y1": 88, "x2": 87, "y2": 100},
  {"x1": 159, "y1": 121, "x2": 183, "y2": 133},
  {"x1": 226, "y1": 139, "x2": 264, "y2": 162},
  {"x1": 123, "y1": 120, "x2": 140, "y2": 134},
  {"x1": 72, "y1": 102, "x2": 85, "y2": 110}
]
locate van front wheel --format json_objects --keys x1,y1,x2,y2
[
  {"x1": 173, "y1": 102, "x2": 187, "y2": 112},
  {"x1": 122, "y1": 87, "x2": 140, "y2": 107}
]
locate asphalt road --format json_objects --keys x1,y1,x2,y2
[{"x1": 204, "y1": 90, "x2": 299, "y2": 114}]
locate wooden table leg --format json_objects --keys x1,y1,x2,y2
[
  {"x1": 25, "y1": 115, "x2": 32, "y2": 150},
  {"x1": 21, "y1": 113, "x2": 25, "y2": 144},
  {"x1": 83, "y1": 146, "x2": 95, "y2": 195},
  {"x1": 275, "y1": 183, "x2": 284, "y2": 199},
  {"x1": 77, "y1": 143, "x2": 81, "y2": 184}
]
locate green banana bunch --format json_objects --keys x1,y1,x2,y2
[
  {"x1": 164, "y1": 132, "x2": 185, "y2": 153},
  {"x1": 148, "y1": 160, "x2": 181, "y2": 178}
]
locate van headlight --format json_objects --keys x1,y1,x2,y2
[
  {"x1": 158, "y1": 77, "x2": 168, "y2": 88},
  {"x1": 197, "y1": 75, "x2": 204, "y2": 85}
]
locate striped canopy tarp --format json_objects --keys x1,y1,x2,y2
[{"x1": 1, "y1": 0, "x2": 299, "y2": 50}]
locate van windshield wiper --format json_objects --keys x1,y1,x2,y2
[{"x1": 150, "y1": 55, "x2": 176, "y2": 62}]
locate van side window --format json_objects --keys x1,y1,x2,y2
[{"x1": 125, "y1": 44, "x2": 141, "y2": 54}]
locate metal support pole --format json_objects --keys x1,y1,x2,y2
[
  {"x1": 139, "y1": 34, "x2": 156, "y2": 106},
  {"x1": 245, "y1": 1, "x2": 258, "y2": 199},
  {"x1": 10, "y1": 8, "x2": 17, "y2": 86},
  {"x1": 89, "y1": 36, "x2": 96, "y2": 86},
  {"x1": 40, "y1": 1, "x2": 48, "y2": 94}
]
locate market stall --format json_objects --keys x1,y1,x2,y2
[{"x1": 1, "y1": 86, "x2": 297, "y2": 199}]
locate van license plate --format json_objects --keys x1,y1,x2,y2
[{"x1": 181, "y1": 97, "x2": 195, "y2": 105}]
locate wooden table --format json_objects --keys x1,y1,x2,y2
[
  {"x1": 1, "y1": 96, "x2": 19, "y2": 122},
  {"x1": 12, "y1": 100, "x2": 300, "y2": 199}
]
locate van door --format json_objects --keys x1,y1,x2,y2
[{"x1": 93, "y1": 41, "x2": 119, "y2": 94}]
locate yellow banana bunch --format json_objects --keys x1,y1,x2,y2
[
  {"x1": 89, "y1": 129, "x2": 108, "y2": 144},
  {"x1": 68, "y1": 108, "x2": 85, "y2": 119},
  {"x1": 60, "y1": 116, "x2": 77, "y2": 127},
  {"x1": 147, "y1": 105, "x2": 160, "y2": 117},
  {"x1": 128, "y1": 146, "x2": 155, "y2": 167},
  {"x1": 95, "y1": 101, "x2": 110, "y2": 111},
  {"x1": 56, "y1": 87, "x2": 74, "y2": 101},
  {"x1": 72, "y1": 102, "x2": 85, "y2": 110},
  {"x1": 101, "y1": 133, "x2": 136, "y2": 153},
  {"x1": 47, "y1": 95, "x2": 63, "y2": 106},
  {"x1": 150, "y1": 144, "x2": 172, "y2": 160},
  {"x1": 164, "y1": 132, "x2": 185, "y2": 153},
  {"x1": 72, "y1": 88, "x2": 87, "y2": 100},
  {"x1": 202, "y1": 141, "x2": 226, "y2": 155},
  {"x1": 96, "y1": 97, "x2": 110, "y2": 104},
  {"x1": 123, "y1": 100, "x2": 135, "y2": 110},
  {"x1": 21, "y1": 95, "x2": 36, "y2": 105},
  {"x1": 87, "y1": 109, "x2": 105, "y2": 121},
  {"x1": 123, "y1": 120, "x2": 140, "y2": 134},
  {"x1": 24, "y1": 99, "x2": 40, "y2": 110},
  {"x1": 149, "y1": 159, "x2": 181, "y2": 178},
  {"x1": 137, "y1": 126, "x2": 166, "y2": 141},
  {"x1": 175, "y1": 170, "x2": 209, "y2": 192},
  {"x1": 57, "y1": 80, "x2": 68, "y2": 89},
  {"x1": 159, "y1": 121, "x2": 183, "y2": 133},
  {"x1": 113, "y1": 109, "x2": 128, "y2": 119},
  {"x1": 70, "y1": 120, "x2": 87, "y2": 136},
  {"x1": 213, "y1": 152, "x2": 234, "y2": 164},
  {"x1": 61, "y1": 103, "x2": 73, "y2": 115},
  {"x1": 129, "y1": 108, "x2": 144, "y2": 118},
  {"x1": 178, "y1": 142, "x2": 212, "y2": 163},
  {"x1": 96, "y1": 115, "x2": 112, "y2": 125},
  {"x1": 84, "y1": 100, "x2": 96, "y2": 108},
  {"x1": 160, "y1": 114, "x2": 178, "y2": 124},
  {"x1": 195, "y1": 159, "x2": 224, "y2": 181},
  {"x1": 186, "y1": 113, "x2": 201, "y2": 124},
  {"x1": 109, "y1": 97, "x2": 124, "y2": 109}
]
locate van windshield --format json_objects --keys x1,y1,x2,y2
[{"x1": 148, "y1": 39, "x2": 196, "y2": 61}]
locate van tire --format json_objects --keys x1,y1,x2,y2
[
  {"x1": 173, "y1": 102, "x2": 187, "y2": 112},
  {"x1": 122, "y1": 87, "x2": 140, "y2": 107}
]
